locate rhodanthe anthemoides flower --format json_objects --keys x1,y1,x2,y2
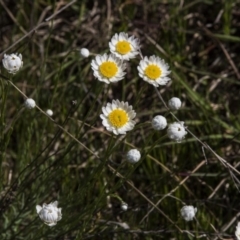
[
  {"x1": 235, "y1": 222, "x2": 240, "y2": 240},
  {"x1": 152, "y1": 115, "x2": 167, "y2": 130},
  {"x1": 180, "y1": 205, "x2": 197, "y2": 221},
  {"x1": 91, "y1": 54, "x2": 126, "y2": 84},
  {"x1": 126, "y1": 149, "x2": 141, "y2": 164},
  {"x1": 168, "y1": 97, "x2": 182, "y2": 110},
  {"x1": 24, "y1": 98, "x2": 36, "y2": 109},
  {"x1": 167, "y1": 121, "x2": 187, "y2": 142},
  {"x1": 100, "y1": 100, "x2": 136, "y2": 135},
  {"x1": 2, "y1": 53, "x2": 23, "y2": 74},
  {"x1": 80, "y1": 48, "x2": 90, "y2": 58},
  {"x1": 36, "y1": 201, "x2": 62, "y2": 226},
  {"x1": 137, "y1": 55, "x2": 170, "y2": 87},
  {"x1": 109, "y1": 32, "x2": 140, "y2": 60}
]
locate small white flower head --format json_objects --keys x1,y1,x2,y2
[
  {"x1": 46, "y1": 109, "x2": 53, "y2": 116},
  {"x1": 24, "y1": 98, "x2": 36, "y2": 109},
  {"x1": 152, "y1": 115, "x2": 167, "y2": 130},
  {"x1": 167, "y1": 121, "x2": 187, "y2": 142},
  {"x1": 126, "y1": 149, "x2": 141, "y2": 164},
  {"x1": 100, "y1": 100, "x2": 136, "y2": 135},
  {"x1": 168, "y1": 97, "x2": 182, "y2": 110},
  {"x1": 80, "y1": 48, "x2": 90, "y2": 58},
  {"x1": 36, "y1": 201, "x2": 62, "y2": 227},
  {"x1": 180, "y1": 205, "x2": 197, "y2": 221},
  {"x1": 109, "y1": 32, "x2": 140, "y2": 60},
  {"x1": 137, "y1": 55, "x2": 171, "y2": 87},
  {"x1": 121, "y1": 202, "x2": 128, "y2": 211},
  {"x1": 235, "y1": 222, "x2": 240, "y2": 240},
  {"x1": 2, "y1": 53, "x2": 23, "y2": 74},
  {"x1": 91, "y1": 53, "x2": 126, "y2": 84}
]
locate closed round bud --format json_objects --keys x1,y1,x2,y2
[
  {"x1": 180, "y1": 205, "x2": 197, "y2": 221},
  {"x1": 24, "y1": 98, "x2": 36, "y2": 109},
  {"x1": 152, "y1": 115, "x2": 167, "y2": 130},
  {"x1": 121, "y1": 202, "x2": 128, "y2": 211},
  {"x1": 235, "y1": 222, "x2": 240, "y2": 240},
  {"x1": 168, "y1": 97, "x2": 181, "y2": 110},
  {"x1": 36, "y1": 201, "x2": 62, "y2": 227},
  {"x1": 126, "y1": 149, "x2": 141, "y2": 164},
  {"x1": 46, "y1": 109, "x2": 53, "y2": 116},
  {"x1": 80, "y1": 48, "x2": 90, "y2": 58},
  {"x1": 2, "y1": 53, "x2": 23, "y2": 74},
  {"x1": 167, "y1": 121, "x2": 187, "y2": 142}
]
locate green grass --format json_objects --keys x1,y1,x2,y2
[{"x1": 1, "y1": 0, "x2": 240, "y2": 239}]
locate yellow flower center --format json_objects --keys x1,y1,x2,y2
[
  {"x1": 99, "y1": 61, "x2": 118, "y2": 78},
  {"x1": 108, "y1": 109, "x2": 128, "y2": 128},
  {"x1": 144, "y1": 64, "x2": 162, "y2": 80},
  {"x1": 116, "y1": 41, "x2": 131, "y2": 55}
]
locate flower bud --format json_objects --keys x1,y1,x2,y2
[
  {"x1": 2, "y1": 53, "x2": 23, "y2": 74},
  {"x1": 167, "y1": 121, "x2": 187, "y2": 142},
  {"x1": 235, "y1": 222, "x2": 240, "y2": 240},
  {"x1": 36, "y1": 201, "x2": 62, "y2": 226},
  {"x1": 126, "y1": 149, "x2": 141, "y2": 164},
  {"x1": 121, "y1": 202, "x2": 128, "y2": 211},
  {"x1": 80, "y1": 48, "x2": 90, "y2": 58},
  {"x1": 46, "y1": 109, "x2": 53, "y2": 116},
  {"x1": 168, "y1": 97, "x2": 181, "y2": 110},
  {"x1": 24, "y1": 98, "x2": 36, "y2": 109},
  {"x1": 152, "y1": 115, "x2": 167, "y2": 130},
  {"x1": 180, "y1": 205, "x2": 197, "y2": 221}
]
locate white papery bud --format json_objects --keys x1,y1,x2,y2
[
  {"x1": 46, "y1": 109, "x2": 53, "y2": 116},
  {"x1": 126, "y1": 149, "x2": 141, "y2": 164},
  {"x1": 151, "y1": 115, "x2": 167, "y2": 130},
  {"x1": 121, "y1": 202, "x2": 128, "y2": 211},
  {"x1": 168, "y1": 97, "x2": 182, "y2": 110},
  {"x1": 80, "y1": 48, "x2": 90, "y2": 58},
  {"x1": 180, "y1": 205, "x2": 197, "y2": 221},
  {"x1": 2, "y1": 53, "x2": 23, "y2": 74},
  {"x1": 24, "y1": 98, "x2": 36, "y2": 109},
  {"x1": 235, "y1": 222, "x2": 240, "y2": 240},
  {"x1": 167, "y1": 121, "x2": 187, "y2": 142},
  {"x1": 36, "y1": 201, "x2": 62, "y2": 226}
]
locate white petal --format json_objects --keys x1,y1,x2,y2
[{"x1": 36, "y1": 205, "x2": 42, "y2": 214}]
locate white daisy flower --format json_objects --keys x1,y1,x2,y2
[
  {"x1": 137, "y1": 55, "x2": 171, "y2": 87},
  {"x1": 167, "y1": 121, "x2": 187, "y2": 142},
  {"x1": 36, "y1": 201, "x2": 62, "y2": 227},
  {"x1": 152, "y1": 115, "x2": 167, "y2": 130},
  {"x1": 80, "y1": 48, "x2": 90, "y2": 58},
  {"x1": 24, "y1": 98, "x2": 36, "y2": 109},
  {"x1": 91, "y1": 54, "x2": 126, "y2": 84},
  {"x1": 100, "y1": 100, "x2": 136, "y2": 135},
  {"x1": 2, "y1": 53, "x2": 23, "y2": 74},
  {"x1": 180, "y1": 205, "x2": 197, "y2": 221},
  {"x1": 235, "y1": 222, "x2": 240, "y2": 240},
  {"x1": 168, "y1": 97, "x2": 182, "y2": 110},
  {"x1": 109, "y1": 32, "x2": 140, "y2": 60}
]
